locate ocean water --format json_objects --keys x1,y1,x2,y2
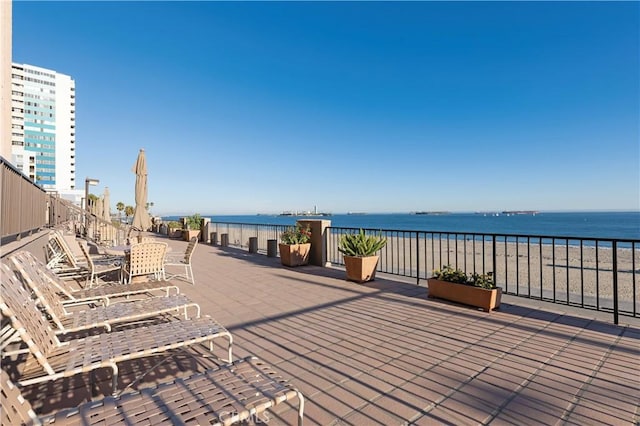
[{"x1": 164, "y1": 211, "x2": 640, "y2": 241}]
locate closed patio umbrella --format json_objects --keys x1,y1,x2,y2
[
  {"x1": 131, "y1": 149, "x2": 152, "y2": 231},
  {"x1": 102, "y1": 187, "x2": 113, "y2": 244},
  {"x1": 95, "y1": 197, "x2": 103, "y2": 220},
  {"x1": 103, "y1": 187, "x2": 111, "y2": 222}
]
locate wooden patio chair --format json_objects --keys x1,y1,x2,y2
[
  {"x1": 0, "y1": 262, "x2": 233, "y2": 395},
  {"x1": 121, "y1": 241, "x2": 168, "y2": 284},
  {"x1": 8, "y1": 254, "x2": 201, "y2": 334},
  {"x1": 1, "y1": 357, "x2": 304, "y2": 426},
  {"x1": 10, "y1": 250, "x2": 180, "y2": 307},
  {"x1": 164, "y1": 236, "x2": 198, "y2": 285}
]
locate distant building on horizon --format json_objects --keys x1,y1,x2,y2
[{"x1": 10, "y1": 62, "x2": 82, "y2": 202}]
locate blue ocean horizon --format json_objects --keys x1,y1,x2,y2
[{"x1": 163, "y1": 211, "x2": 640, "y2": 241}]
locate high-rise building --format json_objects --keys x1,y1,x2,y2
[
  {"x1": 1, "y1": 1, "x2": 12, "y2": 160},
  {"x1": 11, "y1": 63, "x2": 77, "y2": 193}
]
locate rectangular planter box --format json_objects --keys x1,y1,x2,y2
[{"x1": 427, "y1": 278, "x2": 502, "y2": 312}]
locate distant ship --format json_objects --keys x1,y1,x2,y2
[
  {"x1": 280, "y1": 205, "x2": 332, "y2": 217},
  {"x1": 501, "y1": 210, "x2": 539, "y2": 216},
  {"x1": 475, "y1": 210, "x2": 539, "y2": 216},
  {"x1": 413, "y1": 211, "x2": 451, "y2": 215}
]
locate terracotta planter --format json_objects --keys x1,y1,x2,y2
[
  {"x1": 183, "y1": 229, "x2": 201, "y2": 241},
  {"x1": 279, "y1": 243, "x2": 311, "y2": 267},
  {"x1": 344, "y1": 255, "x2": 379, "y2": 283},
  {"x1": 427, "y1": 278, "x2": 502, "y2": 312}
]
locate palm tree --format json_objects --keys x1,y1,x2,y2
[
  {"x1": 87, "y1": 194, "x2": 99, "y2": 214},
  {"x1": 124, "y1": 205, "x2": 134, "y2": 223},
  {"x1": 116, "y1": 202, "x2": 125, "y2": 222}
]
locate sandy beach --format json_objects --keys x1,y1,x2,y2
[
  {"x1": 363, "y1": 236, "x2": 639, "y2": 313},
  {"x1": 213, "y1": 224, "x2": 638, "y2": 315}
]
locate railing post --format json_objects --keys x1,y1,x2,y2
[
  {"x1": 613, "y1": 241, "x2": 619, "y2": 325},
  {"x1": 416, "y1": 231, "x2": 420, "y2": 285},
  {"x1": 492, "y1": 235, "x2": 497, "y2": 287}
]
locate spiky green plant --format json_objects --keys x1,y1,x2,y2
[{"x1": 338, "y1": 229, "x2": 387, "y2": 257}]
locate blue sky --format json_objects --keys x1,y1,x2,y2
[{"x1": 12, "y1": 1, "x2": 639, "y2": 215}]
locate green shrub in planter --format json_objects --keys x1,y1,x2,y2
[
  {"x1": 433, "y1": 265, "x2": 496, "y2": 289},
  {"x1": 185, "y1": 214, "x2": 202, "y2": 230}
]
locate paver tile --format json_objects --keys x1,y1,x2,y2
[{"x1": 3, "y1": 238, "x2": 638, "y2": 425}]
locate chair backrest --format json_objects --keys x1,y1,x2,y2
[
  {"x1": 49, "y1": 231, "x2": 80, "y2": 268},
  {"x1": 9, "y1": 252, "x2": 69, "y2": 330},
  {"x1": 44, "y1": 238, "x2": 62, "y2": 268},
  {"x1": 127, "y1": 241, "x2": 167, "y2": 277},
  {"x1": 0, "y1": 369, "x2": 42, "y2": 426},
  {"x1": 0, "y1": 262, "x2": 60, "y2": 374},
  {"x1": 183, "y1": 236, "x2": 199, "y2": 263},
  {"x1": 77, "y1": 240, "x2": 96, "y2": 271},
  {"x1": 9, "y1": 251, "x2": 76, "y2": 301}
]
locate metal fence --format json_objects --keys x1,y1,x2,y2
[
  {"x1": 209, "y1": 220, "x2": 639, "y2": 323},
  {"x1": 328, "y1": 227, "x2": 639, "y2": 323},
  {"x1": 208, "y1": 222, "x2": 290, "y2": 254},
  {"x1": 1, "y1": 156, "x2": 127, "y2": 246},
  {"x1": 1, "y1": 157, "x2": 49, "y2": 242}
]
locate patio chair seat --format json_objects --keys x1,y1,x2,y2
[
  {"x1": 8, "y1": 252, "x2": 199, "y2": 334},
  {"x1": 1, "y1": 357, "x2": 304, "y2": 426},
  {"x1": 12, "y1": 250, "x2": 180, "y2": 306},
  {"x1": 77, "y1": 241, "x2": 123, "y2": 286},
  {"x1": 164, "y1": 236, "x2": 198, "y2": 285},
  {"x1": 0, "y1": 262, "x2": 233, "y2": 395}
]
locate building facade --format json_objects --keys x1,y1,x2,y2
[
  {"x1": 11, "y1": 63, "x2": 77, "y2": 194},
  {"x1": 1, "y1": 1, "x2": 12, "y2": 160}
]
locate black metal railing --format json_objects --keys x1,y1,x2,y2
[
  {"x1": 328, "y1": 227, "x2": 639, "y2": 324},
  {"x1": 206, "y1": 220, "x2": 638, "y2": 323}
]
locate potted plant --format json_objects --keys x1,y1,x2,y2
[
  {"x1": 279, "y1": 223, "x2": 312, "y2": 267},
  {"x1": 427, "y1": 265, "x2": 502, "y2": 312},
  {"x1": 338, "y1": 229, "x2": 387, "y2": 283},
  {"x1": 183, "y1": 214, "x2": 202, "y2": 241}
]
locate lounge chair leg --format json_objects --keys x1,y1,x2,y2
[
  {"x1": 297, "y1": 391, "x2": 305, "y2": 426},
  {"x1": 226, "y1": 333, "x2": 233, "y2": 363},
  {"x1": 111, "y1": 364, "x2": 119, "y2": 396}
]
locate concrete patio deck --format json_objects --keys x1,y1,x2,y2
[{"x1": 4, "y1": 233, "x2": 640, "y2": 425}]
